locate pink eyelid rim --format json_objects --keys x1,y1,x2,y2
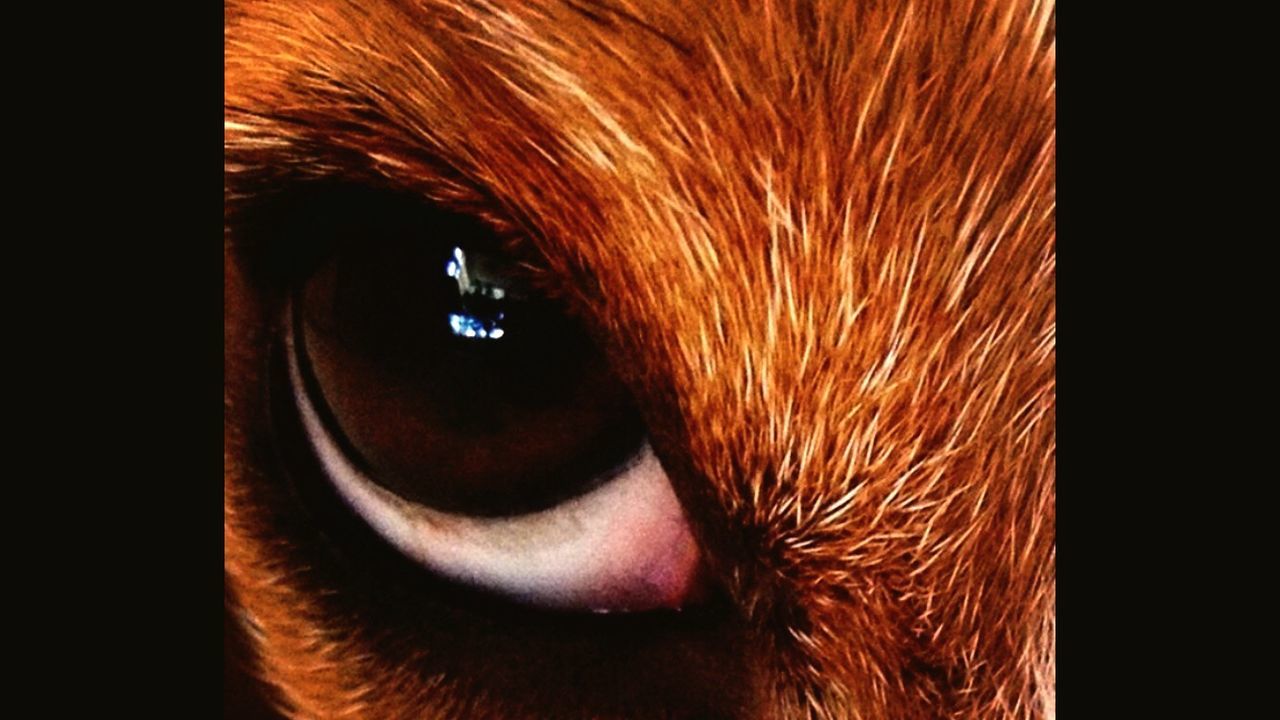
[{"x1": 285, "y1": 312, "x2": 702, "y2": 612}]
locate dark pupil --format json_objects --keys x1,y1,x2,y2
[{"x1": 297, "y1": 210, "x2": 645, "y2": 516}]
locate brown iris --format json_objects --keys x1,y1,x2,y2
[{"x1": 293, "y1": 202, "x2": 645, "y2": 517}]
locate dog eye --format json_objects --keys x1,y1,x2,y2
[{"x1": 283, "y1": 202, "x2": 701, "y2": 612}]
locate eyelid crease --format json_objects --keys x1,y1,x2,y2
[{"x1": 285, "y1": 304, "x2": 702, "y2": 612}]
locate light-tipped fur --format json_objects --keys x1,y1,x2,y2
[{"x1": 225, "y1": 1, "x2": 1055, "y2": 717}]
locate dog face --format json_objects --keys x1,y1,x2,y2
[{"x1": 225, "y1": 1, "x2": 1055, "y2": 718}]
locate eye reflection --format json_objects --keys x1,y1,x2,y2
[{"x1": 446, "y1": 246, "x2": 507, "y2": 340}]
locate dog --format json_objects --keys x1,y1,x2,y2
[{"x1": 224, "y1": 1, "x2": 1055, "y2": 717}]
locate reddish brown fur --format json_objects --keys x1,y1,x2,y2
[{"x1": 225, "y1": 1, "x2": 1055, "y2": 718}]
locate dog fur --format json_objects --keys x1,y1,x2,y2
[{"x1": 224, "y1": 1, "x2": 1055, "y2": 717}]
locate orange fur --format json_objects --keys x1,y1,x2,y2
[{"x1": 225, "y1": 1, "x2": 1055, "y2": 718}]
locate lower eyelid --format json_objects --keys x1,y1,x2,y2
[{"x1": 286, "y1": 305, "x2": 702, "y2": 612}]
